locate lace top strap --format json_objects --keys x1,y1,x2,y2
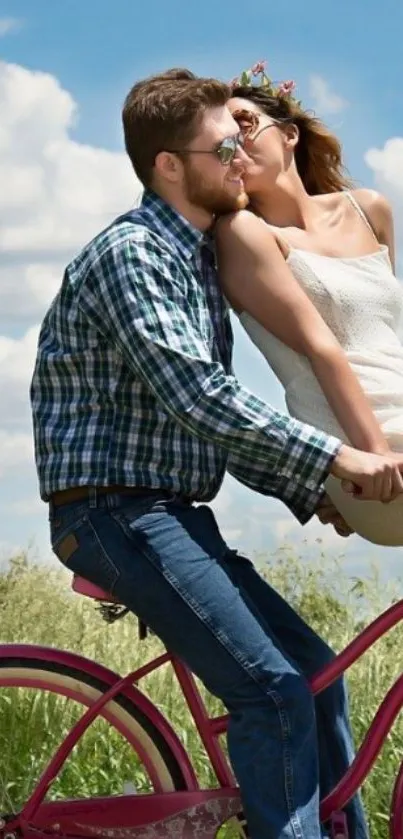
[{"x1": 344, "y1": 191, "x2": 379, "y2": 243}]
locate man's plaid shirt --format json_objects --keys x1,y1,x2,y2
[{"x1": 30, "y1": 189, "x2": 340, "y2": 523}]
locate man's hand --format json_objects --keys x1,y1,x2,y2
[
  {"x1": 331, "y1": 445, "x2": 403, "y2": 503},
  {"x1": 316, "y1": 495, "x2": 353, "y2": 538}
]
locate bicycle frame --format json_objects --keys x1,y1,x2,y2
[{"x1": 3, "y1": 597, "x2": 403, "y2": 839}]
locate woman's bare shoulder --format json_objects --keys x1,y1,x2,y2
[
  {"x1": 215, "y1": 210, "x2": 281, "y2": 250},
  {"x1": 351, "y1": 188, "x2": 393, "y2": 228},
  {"x1": 215, "y1": 209, "x2": 266, "y2": 235}
]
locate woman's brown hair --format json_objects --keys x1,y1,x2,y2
[{"x1": 230, "y1": 85, "x2": 354, "y2": 195}]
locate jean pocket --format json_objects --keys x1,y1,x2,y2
[{"x1": 51, "y1": 510, "x2": 120, "y2": 594}]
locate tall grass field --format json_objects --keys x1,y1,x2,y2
[{"x1": 1, "y1": 548, "x2": 402, "y2": 838}]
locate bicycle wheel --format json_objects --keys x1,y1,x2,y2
[{"x1": 0, "y1": 650, "x2": 192, "y2": 817}]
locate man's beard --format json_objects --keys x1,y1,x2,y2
[{"x1": 183, "y1": 162, "x2": 249, "y2": 216}]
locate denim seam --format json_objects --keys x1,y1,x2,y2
[
  {"x1": 85, "y1": 514, "x2": 122, "y2": 592},
  {"x1": 166, "y1": 563, "x2": 304, "y2": 839},
  {"x1": 109, "y1": 508, "x2": 305, "y2": 838},
  {"x1": 126, "y1": 531, "x2": 304, "y2": 839}
]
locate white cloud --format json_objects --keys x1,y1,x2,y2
[
  {"x1": 0, "y1": 430, "x2": 34, "y2": 477},
  {"x1": 365, "y1": 138, "x2": 403, "y2": 253},
  {"x1": 0, "y1": 261, "x2": 65, "y2": 322},
  {"x1": 0, "y1": 326, "x2": 40, "y2": 430},
  {"x1": 366, "y1": 138, "x2": 403, "y2": 196},
  {"x1": 0, "y1": 59, "x2": 142, "y2": 497},
  {"x1": 309, "y1": 74, "x2": 348, "y2": 115},
  {"x1": 3, "y1": 496, "x2": 44, "y2": 516},
  {"x1": 273, "y1": 513, "x2": 353, "y2": 551},
  {"x1": 0, "y1": 18, "x2": 23, "y2": 36},
  {"x1": 0, "y1": 60, "x2": 140, "y2": 326}
]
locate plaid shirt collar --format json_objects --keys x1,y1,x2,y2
[{"x1": 140, "y1": 189, "x2": 208, "y2": 262}]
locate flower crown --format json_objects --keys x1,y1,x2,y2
[{"x1": 229, "y1": 60, "x2": 298, "y2": 103}]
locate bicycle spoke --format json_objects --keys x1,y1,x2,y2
[{"x1": 0, "y1": 685, "x2": 154, "y2": 813}]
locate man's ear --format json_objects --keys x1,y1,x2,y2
[{"x1": 154, "y1": 150, "x2": 183, "y2": 184}]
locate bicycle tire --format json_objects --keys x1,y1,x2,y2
[{"x1": 0, "y1": 654, "x2": 190, "y2": 801}]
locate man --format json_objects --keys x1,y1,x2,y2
[{"x1": 30, "y1": 68, "x2": 402, "y2": 838}]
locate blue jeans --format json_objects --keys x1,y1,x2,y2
[{"x1": 49, "y1": 491, "x2": 368, "y2": 839}]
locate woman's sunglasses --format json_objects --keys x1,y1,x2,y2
[{"x1": 232, "y1": 109, "x2": 289, "y2": 143}]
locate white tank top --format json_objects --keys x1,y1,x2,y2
[{"x1": 238, "y1": 193, "x2": 403, "y2": 545}]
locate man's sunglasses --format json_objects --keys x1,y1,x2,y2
[{"x1": 168, "y1": 132, "x2": 245, "y2": 166}]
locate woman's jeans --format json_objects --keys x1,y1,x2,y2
[{"x1": 49, "y1": 490, "x2": 368, "y2": 839}]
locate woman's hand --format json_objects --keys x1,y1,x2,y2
[
  {"x1": 316, "y1": 495, "x2": 353, "y2": 537},
  {"x1": 331, "y1": 445, "x2": 403, "y2": 503}
]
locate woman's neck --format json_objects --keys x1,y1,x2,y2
[{"x1": 250, "y1": 177, "x2": 320, "y2": 231}]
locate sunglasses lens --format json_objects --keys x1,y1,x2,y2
[
  {"x1": 232, "y1": 109, "x2": 260, "y2": 138},
  {"x1": 217, "y1": 136, "x2": 240, "y2": 165},
  {"x1": 218, "y1": 146, "x2": 235, "y2": 165}
]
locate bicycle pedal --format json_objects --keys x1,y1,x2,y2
[{"x1": 330, "y1": 810, "x2": 349, "y2": 838}]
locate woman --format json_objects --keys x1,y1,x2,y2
[{"x1": 216, "y1": 67, "x2": 403, "y2": 546}]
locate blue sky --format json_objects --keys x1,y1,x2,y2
[
  {"x1": 1, "y1": 0, "x2": 403, "y2": 579},
  {"x1": 2, "y1": 0, "x2": 402, "y2": 176}
]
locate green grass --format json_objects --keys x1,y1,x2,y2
[{"x1": 1, "y1": 549, "x2": 403, "y2": 837}]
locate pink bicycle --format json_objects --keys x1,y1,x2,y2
[{"x1": 2, "y1": 575, "x2": 403, "y2": 839}]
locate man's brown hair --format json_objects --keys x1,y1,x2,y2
[{"x1": 122, "y1": 68, "x2": 230, "y2": 187}]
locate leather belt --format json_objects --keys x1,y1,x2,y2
[{"x1": 49, "y1": 485, "x2": 182, "y2": 507}]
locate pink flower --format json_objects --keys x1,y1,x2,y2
[
  {"x1": 250, "y1": 60, "x2": 267, "y2": 76},
  {"x1": 277, "y1": 79, "x2": 296, "y2": 97},
  {"x1": 228, "y1": 76, "x2": 240, "y2": 88}
]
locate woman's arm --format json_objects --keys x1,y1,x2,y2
[
  {"x1": 352, "y1": 188, "x2": 396, "y2": 272},
  {"x1": 215, "y1": 210, "x2": 390, "y2": 455}
]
